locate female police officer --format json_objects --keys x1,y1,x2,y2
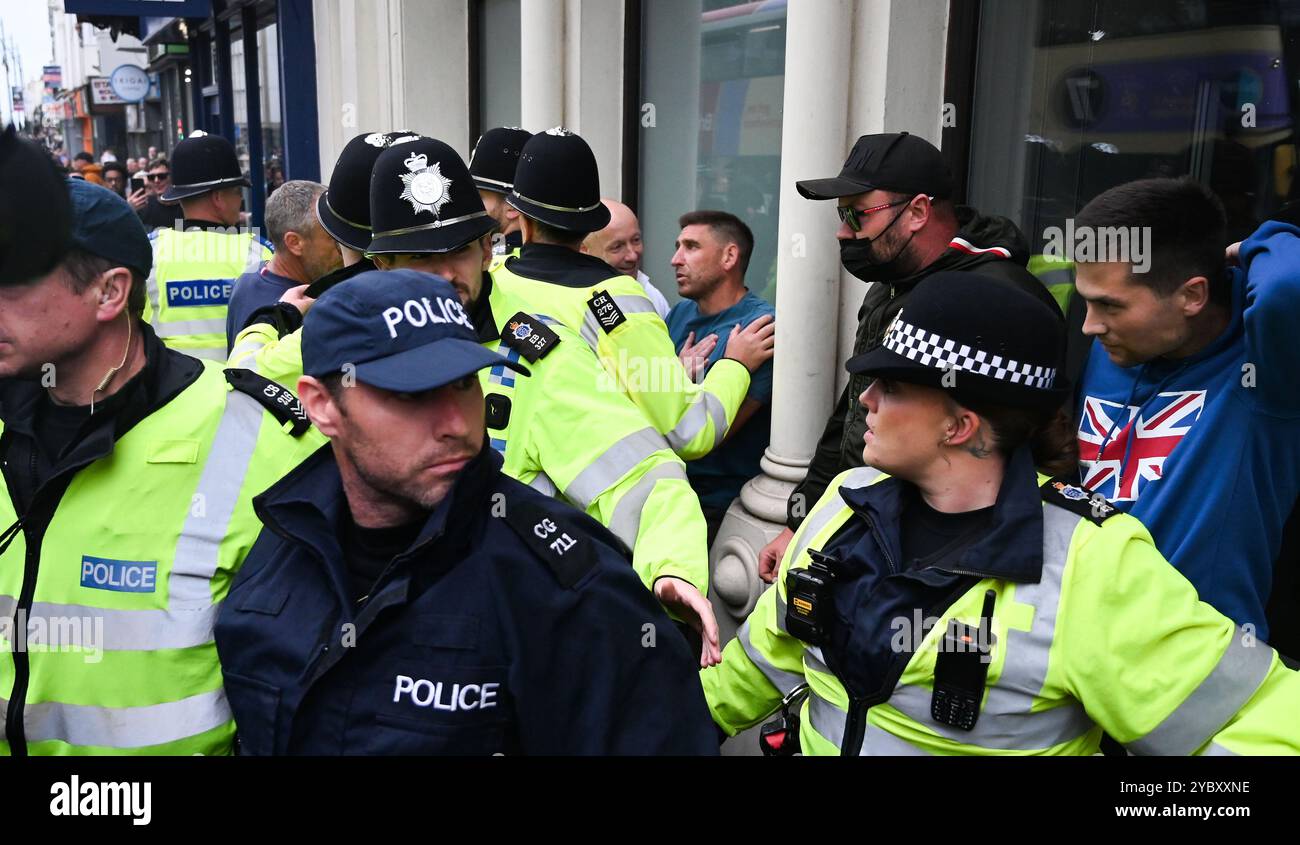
[{"x1": 703, "y1": 271, "x2": 1300, "y2": 755}]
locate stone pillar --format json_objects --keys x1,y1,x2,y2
[
  {"x1": 706, "y1": 0, "x2": 950, "y2": 756},
  {"x1": 520, "y1": 0, "x2": 565, "y2": 131},
  {"x1": 709, "y1": 0, "x2": 855, "y2": 641}
]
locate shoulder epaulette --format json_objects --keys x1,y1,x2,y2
[
  {"x1": 500, "y1": 311, "x2": 561, "y2": 362},
  {"x1": 499, "y1": 490, "x2": 607, "y2": 588},
  {"x1": 1040, "y1": 476, "x2": 1117, "y2": 525},
  {"x1": 224, "y1": 368, "x2": 311, "y2": 436},
  {"x1": 587, "y1": 289, "x2": 627, "y2": 334}
]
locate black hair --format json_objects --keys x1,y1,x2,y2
[
  {"x1": 678, "y1": 209, "x2": 755, "y2": 276},
  {"x1": 1075, "y1": 177, "x2": 1229, "y2": 305}
]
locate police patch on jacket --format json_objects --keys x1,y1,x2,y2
[
  {"x1": 1041, "y1": 476, "x2": 1116, "y2": 525},
  {"x1": 224, "y1": 368, "x2": 312, "y2": 436},
  {"x1": 501, "y1": 312, "x2": 560, "y2": 362},
  {"x1": 587, "y1": 290, "x2": 626, "y2": 333}
]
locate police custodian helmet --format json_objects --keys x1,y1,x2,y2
[
  {"x1": 367, "y1": 136, "x2": 496, "y2": 255},
  {"x1": 161, "y1": 131, "x2": 251, "y2": 204},
  {"x1": 507, "y1": 128, "x2": 611, "y2": 233}
]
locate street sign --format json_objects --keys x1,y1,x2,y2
[{"x1": 109, "y1": 64, "x2": 151, "y2": 102}]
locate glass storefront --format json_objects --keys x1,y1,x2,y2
[
  {"x1": 233, "y1": 22, "x2": 284, "y2": 199},
  {"x1": 639, "y1": 0, "x2": 787, "y2": 307},
  {"x1": 968, "y1": 0, "x2": 1300, "y2": 250},
  {"x1": 479, "y1": 0, "x2": 522, "y2": 132}
]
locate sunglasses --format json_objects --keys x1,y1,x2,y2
[
  {"x1": 147, "y1": 172, "x2": 170, "y2": 181},
  {"x1": 837, "y1": 195, "x2": 933, "y2": 233}
]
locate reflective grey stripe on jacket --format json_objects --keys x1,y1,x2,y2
[
  {"x1": 1127, "y1": 629, "x2": 1274, "y2": 756},
  {"x1": 0, "y1": 386, "x2": 265, "y2": 748}
]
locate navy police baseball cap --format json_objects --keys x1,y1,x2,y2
[
  {"x1": 302, "y1": 268, "x2": 529, "y2": 392},
  {"x1": 66, "y1": 177, "x2": 153, "y2": 278}
]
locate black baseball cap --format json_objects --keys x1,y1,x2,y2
[
  {"x1": 161, "y1": 132, "x2": 250, "y2": 203},
  {"x1": 317, "y1": 131, "x2": 415, "y2": 252},
  {"x1": 796, "y1": 132, "x2": 953, "y2": 201},
  {"x1": 302, "y1": 268, "x2": 528, "y2": 392},
  {"x1": 469, "y1": 127, "x2": 533, "y2": 194},
  {"x1": 64, "y1": 178, "x2": 153, "y2": 278},
  {"x1": 367, "y1": 136, "x2": 496, "y2": 255},
  {"x1": 846, "y1": 271, "x2": 1068, "y2": 412},
  {"x1": 0, "y1": 125, "x2": 71, "y2": 285}
]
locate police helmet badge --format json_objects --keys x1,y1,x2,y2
[
  {"x1": 1051, "y1": 481, "x2": 1089, "y2": 501},
  {"x1": 508, "y1": 319, "x2": 533, "y2": 341},
  {"x1": 363, "y1": 132, "x2": 390, "y2": 147},
  {"x1": 399, "y1": 152, "x2": 453, "y2": 217}
]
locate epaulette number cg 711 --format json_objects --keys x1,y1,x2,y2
[{"x1": 500, "y1": 493, "x2": 599, "y2": 588}]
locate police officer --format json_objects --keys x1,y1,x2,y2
[
  {"x1": 228, "y1": 130, "x2": 410, "y2": 368},
  {"x1": 469, "y1": 126, "x2": 532, "y2": 262},
  {"x1": 703, "y1": 272, "x2": 1300, "y2": 755},
  {"x1": 0, "y1": 179, "x2": 320, "y2": 755},
  {"x1": 146, "y1": 132, "x2": 274, "y2": 361},
  {"x1": 492, "y1": 128, "x2": 775, "y2": 461},
  {"x1": 228, "y1": 135, "x2": 724, "y2": 664},
  {"x1": 214, "y1": 271, "x2": 719, "y2": 754}
]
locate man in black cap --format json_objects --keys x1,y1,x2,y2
[
  {"x1": 214, "y1": 270, "x2": 719, "y2": 755},
  {"x1": 492, "y1": 127, "x2": 775, "y2": 462},
  {"x1": 757, "y1": 131, "x2": 1062, "y2": 581},
  {"x1": 0, "y1": 178, "x2": 319, "y2": 755},
  {"x1": 469, "y1": 126, "x2": 532, "y2": 261},
  {"x1": 145, "y1": 132, "x2": 274, "y2": 362}
]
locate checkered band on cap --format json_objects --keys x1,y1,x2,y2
[{"x1": 882, "y1": 312, "x2": 1057, "y2": 389}]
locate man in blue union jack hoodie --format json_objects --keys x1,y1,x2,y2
[{"x1": 1072, "y1": 177, "x2": 1300, "y2": 641}]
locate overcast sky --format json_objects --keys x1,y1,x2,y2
[{"x1": 0, "y1": 0, "x2": 55, "y2": 125}]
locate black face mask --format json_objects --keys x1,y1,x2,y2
[{"x1": 839, "y1": 204, "x2": 917, "y2": 283}]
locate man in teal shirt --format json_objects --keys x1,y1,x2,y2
[{"x1": 666, "y1": 210, "x2": 775, "y2": 543}]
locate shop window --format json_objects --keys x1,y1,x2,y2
[
  {"x1": 967, "y1": 0, "x2": 1300, "y2": 254},
  {"x1": 478, "y1": 0, "x2": 522, "y2": 132},
  {"x1": 639, "y1": 0, "x2": 787, "y2": 306}
]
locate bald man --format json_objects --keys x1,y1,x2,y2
[{"x1": 583, "y1": 198, "x2": 671, "y2": 318}]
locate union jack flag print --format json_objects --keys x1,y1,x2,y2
[{"x1": 1077, "y1": 390, "x2": 1207, "y2": 502}]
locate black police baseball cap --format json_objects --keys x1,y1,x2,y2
[
  {"x1": 507, "y1": 128, "x2": 611, "y2": 233},
  {"x1": 796, "y1": 132, "x2": 953, "y2": 202},
  {"x1": 469, "y1": 127, "x2": 533, "y2": 194},
  {"x1": 0, "y1": 124, "x2": 72, "y2": 285},
  {"x1": 368, "y1": 136, "x2": 496, "y2": 256},
  {"x1": 317, "y1": 131, "x2": 416, "y2": 252},
  {"x1": 302, "y1": 268, "x2": 528, "y2": 392},
  {"x1": 64, "y1": 178, "x2": 153, "y2": 278},
  {"x1": 161, "y1": 132, "x2": 250, "y2": 203},
  {"x1": 846, "y1": 271, "x2": 1069, "y2": 412}
]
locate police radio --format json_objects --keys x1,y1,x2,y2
[
  {"x1": 930, "y1": 590, "x2": 997, "y2": 731},
  {"x1": 784, "y1": 549, "x2": 838, "y2": 646}
]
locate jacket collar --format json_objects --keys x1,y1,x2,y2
[
  {"x1": 839, "y1": 445, "x2": 1045, "y2": 584},
  {"x1": 0, "y1": 321, "x2": 201, "y2": 463}
]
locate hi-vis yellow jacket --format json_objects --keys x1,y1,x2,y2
[
  {"x1": 703, "y1": 463, "x2": 1300, "y2": 755},
  {"x1": 491, "y1": 245, "x2": 750, "y2": 460},
  {"x1": 227, "y1": 274, "x2": 709, "y2": 593}
]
